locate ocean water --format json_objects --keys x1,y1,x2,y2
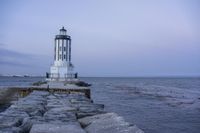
[{"x1": 0, "y1": 76, "x2": 200, "y2": 133}]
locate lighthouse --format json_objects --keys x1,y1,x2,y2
[{"x1": 46, "y1": 27, "x2": 76, "y2": 81}]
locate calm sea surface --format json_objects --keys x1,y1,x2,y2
[{"x1": 0, "y1": 76, "x2": 200, "y2": 133}]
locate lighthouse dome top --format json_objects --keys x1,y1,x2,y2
[
  {"x1": 59, "y1": 27, "x2": 67, "y2": 35},
  {"x1": 60, "y1": 26, "x2": 66, "y2": 31},
  {"x1": 56, "y1": 26, "x2": 70, "y2": 39}
]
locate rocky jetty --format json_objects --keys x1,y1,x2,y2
[{"x1": 0, "y1": 84, "x2": 143, "y2": 133}]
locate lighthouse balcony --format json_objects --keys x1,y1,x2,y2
[
  {"x1": 46, "y1": 72, "x2": 77, "y2": 81},
  {"x1": 55, "y1": 35, "x2": 71, "y2": 39}
]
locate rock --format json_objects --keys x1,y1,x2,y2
[
  {"x1": 0, "y1": 128, "x2": 17, "y2": 133},
  {"x1": 78, "y1": 113, "x2": 118, "y2": 127},
  {"x1": 29, "y1": 91, "x2": 49, "y2": 97},
  {"x1": 43, "y1": 111, "x2": 76, "y2": 123},
  {"x1": 75, "y1": 81, "x2": 91, "y2": 87},
  {"x1": 30, "y1": 123, "x2": 86, "y2": 133},
  {"x1": 29, "y1": 116, "x2": 45, "y2": 124},
  {"x1": 68, "y1": 94, "x2": 90, "y2": 102},
  {"x1": 46, "y1": 95, "x2": 57, "y2": 100},
  {"x1": 76, "y1": 103, "x2": 105, "y2": 118},
  {"x1": 18, "y1": 117, "x2": 33, "y2": 132},
  {"x1": 49, "y1": 106, "x2": 77, "y2": 112},
  {"x1": 70, "y1": 98, "x2": 92, "y2": 104},
  {"x1": 9, "y1": 97, "x2": 46, "y2": 117},
  {"x1": 46, "y1": 103, "x2": 64, "y2": 110},
  {"x1": 32, "y1": 81, "x2": 47, "y2": 86},
  {"x1": 29, "y1": 109, "x2": 46, "y2": 117},
  {"x1": 79, "y1": 113, "x2": 144, "y2": 133},
  {"x1": 0, "y1": 89, "x2": 144, "y2": 133},
  {"x1": 0, "y1": 108, "x2": 29, "y2": 118},
  {"x1": 0, "y1": 116, "x2": 23, "y2": 128}
]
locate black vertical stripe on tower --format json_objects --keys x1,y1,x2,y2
[
  {"x1": 66, "y1": 39, "x2": 68, "y2": 61},
  {"x1": 54, "y1": 39, "x2": 56, "y2": 61},
  {"x1": 58, "y1": 39, "x2": 59, "y2": 60},
  {"x1": 69, "y1": 39, "x2": 71, "y2": 62},
  {"x1": 62, "y1": 39, "x2": 64, "y2": 61}
]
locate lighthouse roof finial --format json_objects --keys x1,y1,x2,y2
[{"x1": 60, "y1": 26, "x2": 66, "y2": 31}]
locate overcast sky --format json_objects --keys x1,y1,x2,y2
[{"x1": 0, "y1": 0, "x2": 199, "y2": 77}]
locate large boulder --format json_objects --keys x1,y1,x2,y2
[
  {"x1": 75, "y1": 103, "x2": 105, "y2": 118},
  {"x1": 79, "y1": 113, "x2": 144, "y2": 133},
  {"x1": 43, "y1": 111, "x2": 76, "y2": 123},
  {"x1": 30, "y1": 122, "x2": 86, "y2": 133}
]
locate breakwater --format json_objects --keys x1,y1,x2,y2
[{"x1": 0, "y1": 82, "x2": 143, "y2": 133}]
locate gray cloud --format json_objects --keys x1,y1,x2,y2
[
  {"x1": 0, "y1": 47, "x2": 32, "y2": 58},
  {"x1": 0, "y1": 47, "x2": 51, "y2": 75},
  {"x1": 0, "y1": 47, "x2": 34, "y2": 66},
  {"x1": 0, "y1": 60, "x2": 29, "y2": 67}
]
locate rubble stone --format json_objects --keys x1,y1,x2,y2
[
  {"x1": 30, "y1": 123, "x2": 86, "y2": 133},
  {"x1": 79, "y1": 113, "x2": 144, "y2": 133},
  {"x1": 0, "y1": 88, "x2": 143, "y2": 133}
]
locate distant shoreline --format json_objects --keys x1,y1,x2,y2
[{"x1": 0, "y1": 75, "x2": 199, "y2": 78}]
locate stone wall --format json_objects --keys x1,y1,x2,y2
[{"x1": 0, "y1": 90, "x2": 143, "y2": 133}]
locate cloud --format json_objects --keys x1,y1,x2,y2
[
  {"x1": 0, "y1": 47, "x2": 34, "y2": 67},
  {"x1": 0, "y1": 47, "x2": 32, "y2": 58},
  {"x1": 0, "y1": 47, "x2": 51, "y2": 75},
  {"x1": 0, "y1": 60, "x2": 29, "y2": 67},
  {"x1": 0, "y1": 43, "x2": 5, "y2": 46}
]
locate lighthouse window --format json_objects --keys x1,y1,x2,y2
[
  {"x1": 64, "y1": 55, "x2": 66, "y2": 59},
  {"x1": 60, "y1": 47, "x2": 62, "y2": 51},
  {"x1": 60, "y1": 55, "x2": 62, "y2": 59},
  {"x1": 64, "y1": 47, "x2": 66, "y2": 51}
]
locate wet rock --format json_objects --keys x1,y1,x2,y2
[
  {"x1": 0, "y1": 108, "x2": 29, "y2": 118},
  {"x1": 29, "y1": 109, "x2": 46, "y2": 117},
  {"x1": 18, "y1": 117, "x2": 33, "y2": 132},
  {"x1": 79, "y1": 113, "x2": 144, "y2": 133},
  {"x1": 68, "y1": 94, "x2": 90, "y2": 101},
  {"x1": 9, "y1": 102, "x2": 46, "y2": 118},
  {"x1": 46, "y1": 103, "x2": 63, "y2": 110},
  {"x1": 0, "y1": 116, "x2": 32, "y2": 132},
  {"x1": 49, "y1": 106, "x2": 77, "y2": 112},
  {"x1": 32, "y1": 81, "x2": 47, "y2": 86},
  {"x1": 0, "y1": 128, "x2": 17, "y2": 133},
  {"x1": 43, "y1": 111, "x2": 76, "y2": 123},
  {"x1": 0, "y1": 116, "x2": 23, "y2": 128},
  {"x1": 9, "y1": 91, "x2": 48, "y2": 117},
  {"x1": 53, "y1": 93, "x2": 70, "y2": 99},
  {"x1": 46, "y1": 95, "x2": 57, "y2": 100},
  {"x1": 0, "y1": 110, "x2": 29, "y2": 128},
  {"x1": 75, "y1": 81, "x2": 91, "y2": 87},
  {"x1": 70, "y1": 98, "x2": 92, "y2": 104},
  {"x1": 29, "y1": 91, "x2": 49, "y2": 97},
  {"x1": 76, "y1": 103, "x2": 105, "y2": 118},
  {"x1": 30, "y1": 122, "x2": 86, "y2": 133},
  {"x1": 30, "y1": 116, "x2": 46, "y2": 124},
  {"x1": 46, "y1": 96, "x2": 71, "y2": 110}
]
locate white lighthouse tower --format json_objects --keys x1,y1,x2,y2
[{"x1": 47, "y1": 27, "x2": 76, "y2": 81}]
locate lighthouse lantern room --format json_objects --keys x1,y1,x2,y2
[{"x1": 46, "y1": 27, "x2": 76, "y2": 81}]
